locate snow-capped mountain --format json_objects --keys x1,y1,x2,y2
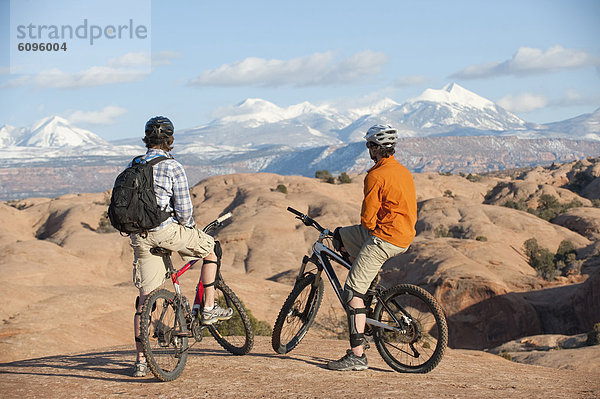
[
  {"x1": 539, "y1": 107, "x2": 600, "y2": 140},
  {"x1": 0, "y1": 124, "x2": 28, "y2": 147},
  {"x1": 1, "y1": 83, "x2": 599, "y2": 164},
  {"x1": 400, "y1": 83, "x2": 527, "y2": 131},
  {"x1": 1, "y1": 84, "x2": 600, "y2": 199},
  {"x1": 17, "y1": 116, "x2": 110, "y2": 147},
  {"x1": 178, "y1": 98, "x2": 352, "y2": 148}
]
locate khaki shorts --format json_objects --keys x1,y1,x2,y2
[
  {"x1": 339, "y1": 225, "x2": 408, "y2": 294},
  {"x1": 131, "y1": 223, "x2": 215, "y2": 293}
]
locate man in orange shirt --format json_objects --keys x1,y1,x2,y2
[{"x1": 328, "y1": 124, "x2": 417, "y2": 371}]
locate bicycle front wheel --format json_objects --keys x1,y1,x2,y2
[
  {"x1": 140, "y1": 289, "x2": 189, "y2": 381},
  {"x1": 208, "y1": 279, "x2": 254, "y2": 355},
  {"x1": 271, "y1": 272, "x2": 324, "y2": 354},
  {"x1": 372, "y1": 284, "x2": 448, "y2": 373}
]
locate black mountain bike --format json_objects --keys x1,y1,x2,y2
[
  {"x1": 272, "y1": 207, "x2": 448, "y2": 373},
  {"x1": 139, "y1": 213, "x2": 254, "y2": 381}
]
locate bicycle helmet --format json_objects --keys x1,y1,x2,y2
[
  {"x1": 144, "y1": 116, "x2": 174, "y2": 143},
  {"x1": 364, "y1": 124, "x2": 398, "y2": 148}
]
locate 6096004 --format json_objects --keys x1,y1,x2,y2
[{"x1": 17, "y1": 42, "x2": 67, "y2": 51}]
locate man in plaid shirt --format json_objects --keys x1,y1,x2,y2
[{"x1": 129, "y1": 116, "x2": 233, "y2": 377}]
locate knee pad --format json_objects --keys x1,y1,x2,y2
[{"x1": 342, "y1": 286, "x2": 367, "y2": 348}]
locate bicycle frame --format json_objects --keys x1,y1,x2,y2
[
  {"x1": 303, "y1": 227, "x2": 408, "y2": 334},
  {"x1": 150, "y1": 212, "x2": 232, "y2": 334}
]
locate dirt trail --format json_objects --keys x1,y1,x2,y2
[{"x1": 0, "y1": 337, "x2": 598, "y2": 399}]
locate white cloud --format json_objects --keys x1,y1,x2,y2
[
  {"x1": 497, "y1": 93, "x2": 549, "y2": 113},
  {"x1": 106, "y1": 51, "x2": 181, "y2": 68},
  {"x1": 107, "y1": 52, "x2": 150, "y2": 68},
  {"x1": 188, "y1": 50, "x2": 387, "y2": 87},
  {"x1": 0, "y1": 50, "x2": 178, "y2": 90},
  {"x1": 67, "y1": 105, "x2": 127, "y2": 125},
  {"x1": 393, "y1": 75, "x2": 428, "y2": 87},
  {"x1": 0, "y1": 75, "x2": 30, "y2": 89},
  {"x1": 451, "y1": 45, "x2": 600, "y2": 79}
]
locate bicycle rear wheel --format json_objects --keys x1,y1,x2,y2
[
  {"x1": 272, "y1": 272, "x2": 324, "y2": 354},
  {"x1": 372, "y1": 284, "x2": 447, "y2": 373},
  {"x1": 140, "y1": 289, "x2": 189, "y2": 381},
  {"x1": 208, "y1": 279, "x2": 254, "y2": 355}
]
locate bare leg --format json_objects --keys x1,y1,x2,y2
[
  {"x1": 349, "y1": 296, "x2": 367, "y2": 357},
  {"x1": 134, "y1": 291, "x2": 149, "y2": 362},
  {"x1": 201, "y1": 252, "x2": 218, "y2": 308}
]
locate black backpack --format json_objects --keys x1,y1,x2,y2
[{"x1": 108, "y1": 155, "x2": 172, "y2": 235}]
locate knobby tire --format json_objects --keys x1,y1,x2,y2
[
  {"x1": 272, "y1": 273, "x2": 324, "y2": 354},
  {"x1": 208, "y1": 279, "x2": 254, "y2": 355},
  {"x1": 372, "y1": 284, "x2": 448, "y2": 373},
  {"x1": 140, "y1": 289, "x2": 189, "y2": 381}
]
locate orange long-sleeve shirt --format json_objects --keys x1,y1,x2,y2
[{"x1": 361, "y1": 156, "x2": 417, "y2": 248}]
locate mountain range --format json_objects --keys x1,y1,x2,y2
[{"x1": 1, "y1": 83, "x2": 600, "y2": 199}]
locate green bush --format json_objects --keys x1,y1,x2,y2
[
  {"x1": 499, "y1": 351, "x2": 512, "y2": 361},
  {"x1": 434, "y1": 225, "x2": 452, "y2": 238},
  {"x1": 466, "y1": 173, "x2": 482, "y2": 182},
  {"x1": 96, "y1": 211, "x2": 117, "y2": 233},
  {"x1": 275, "y1": 184, "x2": 288, "y2": 194},
  {"x1": 210, "y1": 296, "x2": 271, "y2": 337},
  {"x1": 523, "y1": 238, "x2": 562, "y2": 280},
  {"x1": 338, "y1": 172, "x2": 352, "y2": 184},
  {"x1": 315, "y1": 170, "x2": 333, "y2": 180},
  {"x1": 503, "y1": 199, "x2": 528, "y2": 211},
  {"x1": 443, "y1": 190, "x2": 455, "y2": 198},
  {"x1": 534, "y1": 194, "x2": 583, "y2": 221}
]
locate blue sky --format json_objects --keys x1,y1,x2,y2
[{"x1": 1, "y1": 0, "x2": 599, "y2": 141}]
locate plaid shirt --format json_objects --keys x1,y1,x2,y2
[{"x1": 131, "y1": 149, "x2": 195, "y2": 231}]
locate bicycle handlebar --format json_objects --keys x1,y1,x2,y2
[
  {"x1": 287, "y1": 206, "x2": 327, "y2": 233},
  {"x1": 216, "y1": 212, "x2": 232, "y2": 224},
  {"x1": 202, "y1": 212, "x2": 232, "y2": 234}
]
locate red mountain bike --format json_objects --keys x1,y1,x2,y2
[
  {"x1": 139, "y1": 213, "x2": 254, "y2": 381},
  {"x1": 272, "y1": 207, "x2": 448, "y2": 373}
]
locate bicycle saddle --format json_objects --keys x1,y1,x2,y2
[{"x1": 150, "y1": 247, "x2": 172, "y2": 256}]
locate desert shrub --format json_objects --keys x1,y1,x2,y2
[
  {"x1": 275, "y1": 184, "x2": 288, "y2": 194},
  {"x1": 532, "y1": 248, "x2": 557, "y2": 280},
  {"x1": 434, "y1": 224, "x2": 468, "y2": 239},
  {"x1": 438, "y1": 171, "x2": 452, "y2": 176},
  {"x1": 96, "y1": 211, "x2": 117, "y2": 233},
  {"x1": 315, "y1": 170, "x2": 332, "y2": 180},
  {"x1": 499, "y1": 351, "x2": 512, "y2": 361},
  {"x1": 443, "y1": 190, "x2": 455, "y2": 198},
  {"x1": 503, "y1": 199, "x2": 528, "y2": 211},
  {"x1": 465, "y1": 173, "x2": 482, "y2": 182},
  {"x1": 208, "y1": 296, "x2": 271, "y2": 337},
  {"x1": 529, "y1": 194, "x2": 583, "y2": 221},
  {"x1": 592, "y1": 199, "x2": 600, "y2": 208},
  {"x1": 338, "y1": 172, "x2": 352, "y2": 184},
  {"x1": 523, "y1": 238, "x2": 561, "y2": 280},
  {"x1": 475, "y1": 236, "x2": 488, "y2": 242},
  {"x1": 556, "y1": 240, "x2": 576, "y2": 263},
  {"x1": 587, "y1": 323, "x2": 600, "y2": 346},
  {"x1": 434, "y1": 225, "x2": 452, "y2": 238},
  {"x1": 523, "y1": 238, "x2": 540, "y2": 259}
]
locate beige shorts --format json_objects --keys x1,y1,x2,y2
[
  {"x1": 131, "y1": 223, "x2": 215, "y2": 293},
  {"x1": 339, "y1": 225, "x2": 408, "y2": 294}
]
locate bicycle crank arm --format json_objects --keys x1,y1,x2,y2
[{"x1": 366, "y1": 317, "x2": 405, "y2": 333}]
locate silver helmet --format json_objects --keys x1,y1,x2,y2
[{"x1": 364, "y1": 124, "x2": 398, "y2": 148}]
